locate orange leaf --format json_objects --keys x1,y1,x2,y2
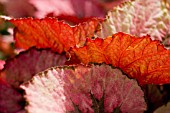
[
  {"x1": 71, "y1": 32, "x2": 170, "y2": 85},
  {"x1": 10, "y1": 17, "x2": 102, "y2": 53}
]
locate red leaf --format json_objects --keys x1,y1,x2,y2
[
  {"x1": 0, "y1": 78, "x2": 25, "y2": 113},
  {"x1": 71, "y1": 32, "x2": 170, "y2": 85},
  {"x1": 21, "y1": 64, "x2": 146, "y2": 113},
  {"x1": 2, "y1": 48, "x2": 66, "y2": 88},
  {"x1": 9, "y1": 17, "x2": 102, "y2": 53}
]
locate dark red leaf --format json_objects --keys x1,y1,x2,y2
[
  {"x1": 0, "y1": 78, "x2": 25, "y2": 113},
  {"x1": 3, "y1": 48, "x2": 66, "y2": 88}
]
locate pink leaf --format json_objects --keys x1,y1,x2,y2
[
  {"x1": 98, "y1": 0, "x2": 170, "y2": 42},
  {"x1": 21, "y1": 64, "x2": 146, "y2": 113},
  {"x1": 29, "y1": 0, "x2": 105, "y2": 18},
  {"x1": 1, "y1": 0, "x2": 35, "y2": 17}
]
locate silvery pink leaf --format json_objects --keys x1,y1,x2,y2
[
  {"x1": 98, "y1": 0, "x2": 170, "y2": 43},
  {"x1": 21, "y1": 64, "x2": 146, "y2": 113}
]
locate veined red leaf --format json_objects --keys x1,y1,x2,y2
[
  {"x1": 9, "y1": 17, "x2": 102, "y2": 53},
  {"x1": 21, "y1": 64, "x2": 146, "y2": 113},
  {"x1": 71, "y1": 32, "x2": 170, "y2": 85}
]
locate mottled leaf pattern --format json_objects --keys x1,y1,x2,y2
[
  {"x1": 0, "y1": 48, "x2": 66, "y2": 112},
  {"x1": 98, "y1": 0, "x2": 170, "y2": 43},
  {"x1": 21, "y1": 64, "x2": 146, "y2": 113}
]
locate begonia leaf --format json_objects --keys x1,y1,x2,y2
[
  {"x1": 71, "y1": 32, "x2": 170, "y2": 85},
  {"x1": 0, "y1": 48, "x2": 66, "y2": 112},
  {"x1": 2, "y1": 48, "x2": 66, "y2": 88},
  {"x1": 98, "y1": 0, "x2": 170, "y2": 43},
  {"x1": 0, "y1": 78, "x2": 25, "y2": 113},
  {"x1": 9, "y1": 17, "x2": 102, "y2": 53},
  {"x1": 29, "y1": 0, "x2": 105, "y2": 18},
  {"x1": 154, "y1": 102, "x2": 170, "y2": 113},
  {"x1": 21, "y1": 64, "x2": 146, "y2": 113}
]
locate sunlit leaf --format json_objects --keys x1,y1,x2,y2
[
  {"x1": 71, "y1": 32, "x2": 170, "y2": 85},
  {"x1": 10, "y1": 17, "x2": 102, "y2": 53},
  {"x1": 21, "y1": 64, "x2": 146, "y2": 113}
]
